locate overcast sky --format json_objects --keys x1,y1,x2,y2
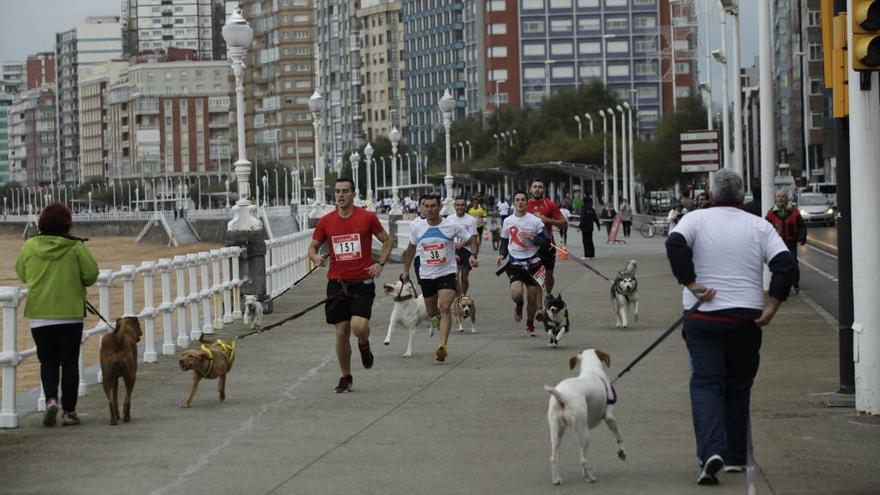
[{"x1": 1, "y1": 0, "x2": 761, "y2": 108}]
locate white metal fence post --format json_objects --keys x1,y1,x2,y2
[
  {"x1": 199, "y1": 252, "x2": 214, "y2": 336},
  {"x1": 220, "y1": 247, "x2": 233, "y2": 323},
  {"x1": 231, "y1": 247, "x2": 242, "y2": 319},
  {"x1": 186, "y1": 254, "x2": 202, "y2": 341},
  {"x1": 139, "y1": 261, "x2": 158, "y2": 363},
  {"x1": 210, "y1": 249, "x2": 223, "y2": 330},
  {"x1": 157, "y1": 258, "x2": 176, "y2": 355},
  {"x1": 173, "y1": 255, "x2": 190, "y2": 348},
  {"x1": 96, "y1": 269, "x2": 114, "y2": 383},
  {"x1": 0, "y1": 288, "x2": 24, "y2": 428}
]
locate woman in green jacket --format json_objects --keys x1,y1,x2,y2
[{"x1": 15, "y1": 203, "x2": 98, "y2": 426}]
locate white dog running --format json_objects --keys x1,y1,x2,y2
[
  {"x1": 383, "y1": 280, "x2": 429, "y2": 357},
  {"x1": 242, "y1": 294, "x2": 264, "y2": 329},
  {"x1": 544, "y1": 348, "x2": 626, "y2": 485}
]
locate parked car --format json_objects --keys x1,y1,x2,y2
[
  {"x1": 804, "y1": 182, "x2": 837, "y2": 207},
  {"x1": 796, "y1": 192, "x2": 836, "y2": 226}
]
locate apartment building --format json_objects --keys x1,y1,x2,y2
[
  {"x1": 357, "y1": 0, "x2": 407, "y2": 142},
  {"x1": 103, "y1": 58, "x2": 231, "y2": 179},
  {"x1": 234, "y1": 0, "x2": 316, "y2": 175},
  {"x1": 26, "y1": 52, "x2": 56, "y2": 89},
  {"x1": 124, "y1": 0, "x2": 227, "y2": 60},
  {"x1": 484, "y1": 1, "x2": 521, "y2": 111},
  {"x1": 78, "y1": 63, "x2": 129, "y2": 180},
  {"x1": 402, "y1": 0, "x2": 467, "y2": 150},
  {"x1": 463, "y1": 0, "x2": 486, "y2": 116},
  {"x1": 8, "y1": 85, "x2": 57, "y2": 187},
  {"x1": 55, "y1": 16, "x2": 123, "y2": 184},
  {"x1": 0, "y1": 61, "x2": 25, "y2": 185},
  {"x1": 315, "y1": 0, "x2": 362, "y2": 170}
]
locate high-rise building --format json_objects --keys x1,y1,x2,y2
[
  {"x1": 661, "y1": 0, "x2": 698, "y2": 118},
  {"x1": 104, "y1": 58, "x2": 231, "y2": 179},
  {"x1": 402, "y1": 0, "x2": 466, "y2": 150},
  {"x1": 0, "y1": 61, "x2": 25, "y2": 185},
  {"x1": 357, "y1": 0, "x2": 406, "y2": 143},
  {"x1": 124, "y1": 0, "x2": 227, "y2": 60},
  {"x1": 484, "y1": 1, "x2": 521, "y2": 112},
  {"x1": 233, "y1": 1, "x2": 316, "y2": 178},
  {"x1": 26, "y1": 52, "x2": 56, "y2": 89},
  {"x1": 78, "y1": 62, "x2": 128, "y2": 180},
  {"x1": 8, "y1": 85, "x2": 57, "y2": 187},
  {"x1": 463, "y1": 0, "x2": 485, "y2": 116},
  {"x1": 315, "y1": 0, "x2": 362, "y2": 170},
  {"x1": 55, "y1": 16, "x2": 124, "y2": 184}
]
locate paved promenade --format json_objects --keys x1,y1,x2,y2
[{"x1": 1, "y1": 229, "x2": 878, "y2": 495}]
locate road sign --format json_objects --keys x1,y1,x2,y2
[{"x1": 680, "y1": 130, "x2": 720, "y2": 173}]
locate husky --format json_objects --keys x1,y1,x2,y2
[{"x1": 610, "y1": 259, "x2": 639, "y2": 328}]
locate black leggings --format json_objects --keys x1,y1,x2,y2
[{"x1": 31, "y1": 323, "x2": 83, "y2": 412}]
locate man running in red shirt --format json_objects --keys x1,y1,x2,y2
[
  {"x1": 309, "y1": 177, "x2": 394, "y2": 393},
  {"x1": 527, "y1": 179, "x2": 567, "y2": 295}
]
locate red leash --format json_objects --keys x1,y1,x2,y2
[{"x1": 551, "y1": 243, "x2": 612, "y2": 283}]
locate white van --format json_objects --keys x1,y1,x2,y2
[{"x1": 805, "y1": 182, "x2": 837, "y2": 206}]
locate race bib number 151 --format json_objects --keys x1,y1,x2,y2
[{"x1": 332, "y1": 234, "x2": 362, "y2": 261}]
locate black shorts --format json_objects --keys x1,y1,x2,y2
[
  {"x1": 414, "y1": 256, "x2": 421, "y2": 283},
  {"x1": 539, "y1": 244, "x2": 556, "y2": 270},
  {"x1": 477, "y1": 226, "x2": 484, "y2": 237},
  {"x1": 455, "y1": 248, "x2": 472, "y2": 270},
  {"x1": 506, "y1": 262, "x2": 541, "y2": 287},
  {"x1": 325, "y1": 279, "x2": 376, "y2": 324},
  {"x1": 419, "y1": 273, "x2": 458, "y2": 298}
]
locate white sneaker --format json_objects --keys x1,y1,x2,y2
[
  {"x1": 697, "y1": 455, "x2": 724, "y2": 485},
  {"x1": 724, "y1": 465, "x2": 745, "y2": 473}
]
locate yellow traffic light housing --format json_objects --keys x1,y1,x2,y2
[
  {"x1": 852, "y1": 0, "x2": 880, "y2": 71},
  {"x1": 833, "y1": 14, "x2": 850, "y2": 117}
]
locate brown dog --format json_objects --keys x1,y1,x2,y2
[
  {"x1": 99, "y1": 317, "x2": 142, "y2": 425},
  {"x1": 178, "y1": 335, "x2": 236, "y2": 408},
  {"x1": 453, "y1": 295, "x2": 477, "y2": 333}
]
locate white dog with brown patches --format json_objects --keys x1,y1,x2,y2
[
  {"x1": 544, "y1": 348, "x2": 626, "y2": 485},
  {"x1": 453, "y1": 295, "x2": 477, "y2": 333},
  {"x1": 383, "y1": 280, "x2": 428, "y2": 357}
]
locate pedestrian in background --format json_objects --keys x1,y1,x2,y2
[
  {"x1": 765, "y1": 190, "x2": 807, "y2": 293},
  {"x1": 600, "y1": 202, "x2": 616, "y2": 236},
  {"x1": 665, "y1": 169, "x2": 796, "y2": 486},
  {"x1": 579, "y1": 201, "x2": 601, "y2": 259},
  {"x1": 15, "y1": 203, "x2": 99, "y2": 427},
  {"x1": 619, "y1": 199, "x2": 633, "y2": 238}
]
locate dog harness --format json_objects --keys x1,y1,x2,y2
[{"x1": 198, "y1": 338, "x2": 236, "y2": 378}]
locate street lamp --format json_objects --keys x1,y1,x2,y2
[
  {"x1": 439, "y1": 88, "x2": 455, "y2": 214},
  {"x1": 616, "y1": 105, "x2": 628, "y2": 204},
  {"x1": 465, "y1": 141, "x2": 471, "y2": 160},
  {"x1": 390, "y1": 126, "x2": 402, "y2": 215},
  {"x1": 350, "y1": 150, "x2": 361, "y2": 200},
  {"x1": 598, "y1": 109, "x2": 608, "y2": 204},
  {"x1": 721, "y1": 0, "x2": 743, "y2": 176},
  {"x1": 283, "y1": 167, "x2": 289, "y2": 206},
  {"x1": 623, "y1": 101, "x2": 635, "y2": 210},
  {"x1": 364, "y1": 142, "x2": 374, "y2": 209},
  {"x1": 493, "y1": 79, "x2": 506, "y2": 110},
  {"x1": 712, "y1": 46, "x2": 731, "y2": 169},
  {"x1": 224, "y1": 179, "x2": 230, "y2": 209},
  {"x1": 608, "y1": 107, "x2": 619, "y2": 210},
  {"x1": 584, "y1": 113, "x2": 594, "y2": 135},
  {"x1": 308, "y1": 90, "x2": 326, "y2": 216},
  {"x1": 457, "y1": 141, "x2": 465, "y2": 162},
  {"x1": 493, "y1": 133, "x2": 501, "y2": 154},
  {"x1": 222, "y1": 6, "x2": 261, "y2": 231},
  {"x1": 574, "y1": 115, "x2": 583, "y2": 140},
  {"x1": 262, "y1": 174, "x2": 268, "y2": 207},
  {"x1": 273, "y1": 168, "x2": 279, "y2": 207},
  {"x1": 699, "y1": 81, "x2": 713, "y2": 130},
  {"x1": 88, "y1": 191, "x2": 93, "y2": 214}
]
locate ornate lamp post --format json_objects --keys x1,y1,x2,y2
[
  {"x1": 350, "y1": 150, "x2": 361, "y2": 200},
  {"x1": 88, "y1": 191, "x2": 93, "y2": 214},
  {"x1": 261, "y1": 174, "x2": 268, "y2": 207},
  {"x1": 389, "y1": 126, "x2": 402, "y2": 215},
  {"x1": 607, "y1": 106, "x2": 618, "y2": 211},
  {"x1": 222, "y1": 6, "x2": 261, "y2": 231},
  {"x1": 623, "y1": 102, "x2": 635, "y2": 210},
  {"x1": 364, "y1": 142, "x2": 374, "y2": 210},
  {"x1": 616, "y1": 105, "x2": 628, "y2": 204},
  {"x1": 308, "y1": 90, "x2": 326, "y2": 218},
  {"x1": 598, "y1": 109, "x2": 608, "y2": 205},
  {"x1": 283, "y1": 167, "x2": 289, "y2": 206},
  {"x1": 584, "y1": 112, "x2": 594, "y2": 134},
  {"x1": 438, "y1": 88, "x2": 455, "y2": 214},
  {"x1": 224, "y1": 179, "x2": 230, "y2": 209}
]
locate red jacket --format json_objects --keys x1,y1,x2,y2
[{"x1": 765, "y1": 206, "x2": 806, "y2": 244}]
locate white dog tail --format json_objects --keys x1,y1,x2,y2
[{"x1": 544, "y1": 385, "x2": 566, "y2": 407}]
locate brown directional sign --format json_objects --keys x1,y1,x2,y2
[{"x1": 680, "y1": 130, "x2": 721, "y2": 173}]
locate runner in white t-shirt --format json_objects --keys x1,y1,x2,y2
[
  {"x1": 447, "y1": 197, "x2": 479, "y2": 295},
  {"x1": 497, "y1": 191, "x2": 549, "y2": 336},
  {"x1": 402, "y1": 194, "x2": 478, "y2": 362},
  {"x1": 496, "y1": 199, "x2": 511, "y2": 218}
]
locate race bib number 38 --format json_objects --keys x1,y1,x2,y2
[
  {"x1": 332, "y1": 234, "x2": 362, "y2": 261},
  {"x1": 423, "y1": 242, "x2": 447, "y2": 265}
]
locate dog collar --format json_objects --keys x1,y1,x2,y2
[{"x1": 394, "y1": 294, "x2": 415, "y2": 302}]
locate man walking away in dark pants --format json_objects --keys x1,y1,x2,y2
[
  {"x1": 665, "y1": 169, "x2": 795, "y2": 486},
  {"x1": 765, "y1": 190, "x2": 806, "y2": 293},
  {"x1": 579, "y1": 202, "x2": 601, "y2": 259}
]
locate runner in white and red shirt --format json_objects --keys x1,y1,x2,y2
[
  {"x1": 498, "y1": 190, "x2": 551, "y2": 336},
  {"x1": 446, "y1": 196, "x2": 479, "y2": 295},
  {"x1": 527, "y1": 179, "x2": 567, "y2": 295},
  {"x1": 402, "y1": 194, "x2": 478, "y2": 362},
  {"x1": 309, "y1": 177, "x2": 393, "y2": 393}
]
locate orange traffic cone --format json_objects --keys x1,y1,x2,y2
[{"x1": 558, "y1": 244, "x2": 569, "y2": 260}]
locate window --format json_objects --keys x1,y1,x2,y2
[
  {"x1": 606, "y1": 17, "x2": 628, "y2": 30},
  {"x1": 551, "y1": 42, "x2": 573, "y2": 56},
  {"x1": 550, "y1": 0, "x2": 572, "y2": 7},
  {"x1": 488, "y1": 46, "x2": 508, "y2": 58},
  {"x1": 675, "y1": 86, "x2": 691, "y2": 97},
  {"x1": 811, "y1": 112, "x2": 823, "y2": 129},
  {"x1": 579, "y1": 41, "x2": 600, "y2": 54},
  {"x1": 490, "y1": 69, "x2": 509, "y2": 81},
  {"x1": 524, "y1": 67, "x2": 546, "y2": 80},
  {"x1": 810, "y1": 79, "x2": 823, "y2": 95},
  {"x1": 522, "y1": 0, "x2": 544, "y2": 9},
  {"x1": 552, "y1": 65, "x2": 574, "y2": 78},
  {"x1": 635, "y1": 62, "x2": 656, "y2": 76},
  {"x1": 607, "y1": 40, "x2": 629, "y2": 53},
  {"x1": 607, "y1": 64, "x2": 630, "y2": 77},
  {"x1": 579, "y1": 18, "x2": 600, "y2": 31},
  {"x1": 523, "y1": 20, "x2": 545, "y2": 33},
  {"x1": 634, "y1": 15, "x2": 656, "y2": 28},
  {"x1": 808, "y1": 10, "x2": 821, "y2": 27},
  {"x1": 293, "y1": 15, "x2": 309, "y2": 22},
  {"x1": 638, "y1": 109, "x2": 659, "y2": 122},
  {"x1": 488, "y1": 23, "x2": 507, "y2": 35},
  {"x1": 674, "y1": 62, "x2": 691, "y2": 74},
  {"x1": 551, "y1": 19, "x2": 573, "y2": 32},
  {"x1": 580, "y1": 64, "x2": 601, "y2": 78},
  {"x1": 809, "y1": 42, "x2": 822, "y2": 61},
  {"x1": 488, "y1": 0, "x2": 507, "y2": 11},
  {"x1": 637, "y1": 86, "x2": 658, "y2": 99},
  {"x1": 633, "y1": 0, "x2": 655, "y2": 4},
  {"x1": 605, "y1": 0, "x2": 627, "y2": 6},
  {"x1": 523, "y1": 43, "x2": 546, "y2": 56},
  {"x1": 578, "y1": 0, "x2": 599, "y2": 6},
  {"x1": 635, "y1": 39, "x2": 657, "y2": 52}
]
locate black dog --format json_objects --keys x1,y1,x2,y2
[{"x1": 543, "y1": 294, "x2": 570, "y2": 348}]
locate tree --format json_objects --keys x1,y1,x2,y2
[{"x1": 635, "y1": 95, "x2": 709, "y2": 191}]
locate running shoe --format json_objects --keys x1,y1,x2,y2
[
  {"x1": 527, "y1": 323, "x2": 536, "y2": 337},
  {"x1": 697, "y1": 454, "x2": 724, "y2": 485},
  {"x1": 435, "y1": 345, "x2": 447, "y2": 362},
  {"x1": 723, "y1": 465, "x2": 745, "y2": 473},
  {"x1": 334, "y1": 375, "x2": 353, "y2": 393},
  {"x1": 61, "y1": 411, "x2": 81, "y2": 426},
  {"x1": 514, "y1": 302, "x2": 523, "y2": 322},
  {"x1": 358, "y1": 340, "x2": 374, "y2": 369},
  {"x1": 43, "y1": 399, "x2": 59, "y2": 427}
]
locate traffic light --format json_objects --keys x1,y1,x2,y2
[
  {"x1": 833, "y1": 13, "x2": 850, "y2": 117},
  {"x1": 851, "y1": 0, "x2": 880, "y2": 71}
]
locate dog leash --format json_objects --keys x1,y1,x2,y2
[
  {"x1": 85, "y1": 300, "x2": 115, "y2": 331},
  {"x1": 237, "y1": 284, "x2": 350, "y2": 340},
  {"x1": 611, "y1": 299, "x2": 703, "y2": 384},
  {"x1": 269, "y1": 264, "x2": 323, "y2": 302},
  {"x1": 550, "y1": 243, "x2": 612, "y2": 283}
]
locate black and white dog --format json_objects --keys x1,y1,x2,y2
[
  {"x1": 543, "y1": 294, "x2": 570, "y2": 348},
  {"x1": 610, "y1": 259, "x2": 639, "y2": 328}
]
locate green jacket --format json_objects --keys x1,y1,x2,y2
[{"x1": 15, "y1": 235, "x2": 99, "y2": 319}]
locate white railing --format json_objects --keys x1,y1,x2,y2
[
  {"x1": 265, "y1": 229, "x2": 314, "y2": 299},
  {"x1": 374, "y1": 219, "x2": 390, "y2": 252},
  {"x1": 185, "y1": 209, "x2": 233, "y2": 220},
  {"x1": 396, "y1": 220, "x2": 412, "y2": 250},
  {"x1": 0, "y1": 224, "x2": 319, "y2": 428}
]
